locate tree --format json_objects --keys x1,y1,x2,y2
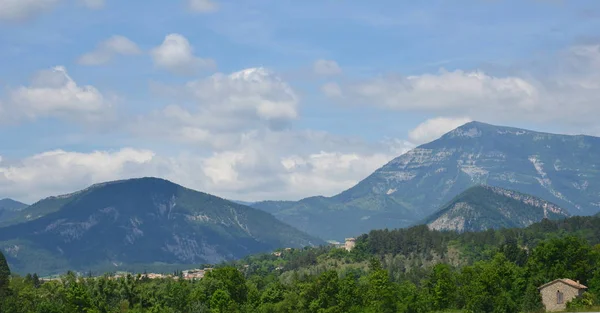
[
  {"x1": 428, "y1": 263, "x2": 456, "y2": 311},
  {"x1": 365, "y1": 267, "x2": 397, "y2": 313},
  {"x1": 210, "y1": 289, "x2": 235, "y2": 313},
  {"x1": 0, "y1": 251, "x2": 11, "y2": 299},
  {"x1": 206, "y1": 267, "x2": 248, "y2": 304},
  {"x1": 526, "y1": 236, "x2": 598, "y2": 285}
]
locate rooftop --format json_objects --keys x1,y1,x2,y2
[{"x1": 538, "y1": 278, "x2": 588, "y2": 290}]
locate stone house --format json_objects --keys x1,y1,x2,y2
[
  {"x1": 538, "y1": 278, "x2": 587, "y2": 312},
  {"x1": 344, "y1": 238, "x2": 356, "y2": 251}
]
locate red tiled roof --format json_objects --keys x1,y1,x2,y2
[{"x1": 538, "y1": 278, "x2": 588, "y2": 290}]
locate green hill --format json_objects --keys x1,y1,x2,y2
[
  {"x1": 423, "y1": 185, "x2": 570, "y2": 232},
  {"x1": 0, "y1": 177, "x2": 322, "y2": 275}
]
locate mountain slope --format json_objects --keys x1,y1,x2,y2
[
  {"x1": 0, "y1": 199, "x2": 28, "y2": 224},
  {"x1": 0, "y1": 199, "x2": 27, "y2": 211},
  {"x1": 424, "y1": 185, "x2": 570, "y2": 232},
  {"x1": 0, "y1": 178, "x2": 321, "y2": 275},
  {"x1": 254, "y1": 121, "x2": 600, "y2": 240}
]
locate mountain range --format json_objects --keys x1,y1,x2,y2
[
  {"x1": 2, "y1": 121, "x2": 600, "y2": 275},
  {"x1": 253, "y1": 121, "x2": 600, "y2": 240},
  {"x1": 424, "y1": 185, "x2": 570, "y2": 232},
  {"x1": 0, "y1": 178, "x2": 320, "y2": 275}
]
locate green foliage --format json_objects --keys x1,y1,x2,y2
[
  {"x1": 3, "y1": 215, "x2": 600, "y2": 312},
  {"x1": 423, "y1": 185, "x2": 569, "y2": 232},
  {"x1": 566, "y1": 292, "x2": 597, "y2": 310},
  {"x1": 0, "y1": 250, "x2": 10, "y2": 299}
]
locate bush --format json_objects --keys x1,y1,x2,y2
[{"x1": 566, "y1": 292, "x2": 596, "y2": 310}]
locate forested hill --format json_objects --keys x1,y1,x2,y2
[
  {"x1": 423, "y1": 185, "x2": 570, "y2": 232},
  {"x1": 2, "y1": 215, "x2": 600, "y2": 312},
  {"x1": 0, "y1": 177, "x2": 321, "y2": 276}
]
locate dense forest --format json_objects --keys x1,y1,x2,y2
[{"x1": 2, "y1": 215, "x2": 600, "y2": 312}]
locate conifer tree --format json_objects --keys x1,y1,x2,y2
[{"x1": 0, "y1": 251, "x2": 11, "y2": 298}]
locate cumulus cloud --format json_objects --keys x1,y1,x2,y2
[
  {"x1": 1, "y1": 66, "x2": 113, "y2": 123},
  {"x1": 408, "y1": 117, "x2": 472, "y2": 144},
  {"x1": 78, "y1": 36, "x2": 141, "y2": 65},
  {"x1": 0, "y1": 148, "x2": 155, "y2": 202},
  {"x1": 324, "y1": 44, "x2": 600, "y2": 129},
  {"x1": 327, "y1": 69, "x2": 539, "y2": 112},
  {"x1": 0, "y1": 0, "x2": 60, "y2": 21},
  {"x1": 151, "y1": 34, "x2": 216, "y2": 75},
  {"x1": 313, "y1": 59, "x2": 342, "y2": 76},
  {"x1": 0, "y1": 134, "x2": 410, "y2": 203},
  {"x1": 135, "y1": 67, "x2": 299, "y2": 149},
  {"x1": 187, "y1": 0, "x2": 218, "y2": 13}
]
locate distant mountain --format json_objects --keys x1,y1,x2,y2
[
  {"x1": 254, "y1": 121, "x2": 600, "y2": 240},
  {"x1": 0, "y1": 178, "x2": 321, "y2": 275},
  {"x1": 424, "y1": 185, "x2": 570, "y2": 232},
  {"x1": 231, "y1": 200, "x2": 255, "y2": 206},
  {"x1": 0, "y1": 198, "x2": 28, "y2": 224},
  {"x1": 0, "y1": 198, "x2": 27, "y2": 211}
]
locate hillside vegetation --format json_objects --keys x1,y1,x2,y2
[
  {"x1": 424, "y1": 185, "x2": 570, "y2": 232},
  {"x1": 3, "y1": 215, "x2": 600, "y2": 312}
]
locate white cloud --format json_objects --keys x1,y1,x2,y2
[
  {"x1": 80, "y1": 0, "x2": 104, "y2": 9},
  {"x1": 0, "y1": 0, "x2": 60, "y2": 21},
  {"x1": 0, "y1": 134, "x2": 410, "y2": 203},
  {"x1": 324, "y1": 44, "x2": 600, "y2": 129},
  {"x1": 329, "y1": 69, "x2": 539, "y2": 113},
  {"x1": 408, "y1": 117, "x2": 472, "y2": 144},
  {"x1": 313, "y1": 59, "x2": 342, "y2": 76},
  {"x1": 78, "y1": 36, "x2": 141, "y2": 66},
  {"x1": 151, "y1": 34, "x2": 216, "y2": 75},
  {"x1": 135, "y1": 67, "x2": 299, "y2": 149},
  {"x1": 0, "y1": 148, "x2": 155, "y2": 202},
  {"x1": 187, "y1": 0, "x2": 218, "y2": 13},
  {"x1": 2, "y1": 66, "x2": 113, "y2": 123}
]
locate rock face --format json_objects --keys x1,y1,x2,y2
[
  {"x1": 424, "y1": 185, "x2": 570, "y2": 232},
  {"x1": 0, "y1": 178, "x2": 321, "y2": 275},
  {"x1": 254, "y1": 121, "x2": 600, "y2": 240}
]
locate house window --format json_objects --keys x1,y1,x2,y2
[{"x1": 557, "y1": 290, "x2": 564, "y2": 304}]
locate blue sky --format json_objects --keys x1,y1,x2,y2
[{"x1": 1, "y1": 0, "x2": 599, "y2": 203}]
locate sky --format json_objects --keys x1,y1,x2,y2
[{"x1": 1, "y1": 0, "x2": 600, "y2": 204}]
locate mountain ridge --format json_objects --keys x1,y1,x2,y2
[
  {"x1": 253, "y1": 121, "x2": 600, "y2": 240},
  {"x1": 424, "y1": 184, "x2": 570, "y2": 232},
  {"x1": 0, "y1": 177, "x2": 321, "y2": 275}
]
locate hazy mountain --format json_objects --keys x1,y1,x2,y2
[
  {"x1": 254, "y1": 121, "x2": 600, "y2": 240},
  {"x1": 0, "y1": 178, "x2": 321, "y2": 275},
  {"x1": 0, "y1": 199, "x2": 27, "y2": 211},
  {"x1": 231, "y1": 200, "x2": 255, "y2": 206},
  {"x1": 424, "y1": 185, "x2": 570, "y2": 232},
  {"x1": 0, "y1": 198, "x2": 28, "y2": 224}
]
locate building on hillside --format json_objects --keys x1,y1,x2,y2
[
  {"x1": 538, "y1": 278, "x2": 587, "y2": 312},
  {"x1": 344, "y1": 238, "x2": 356, "y2": 251}
]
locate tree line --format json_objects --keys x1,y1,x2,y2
[{"x1": 2, "y1": 215, "x2": 600, "y2": 312}]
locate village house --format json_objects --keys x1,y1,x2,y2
[
  {"x1": 538, "y1": 278, "x2": 587, "y2": 312},
  {"x1": 344, "y1": 238, "x2": 356, "y2": 251}
]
